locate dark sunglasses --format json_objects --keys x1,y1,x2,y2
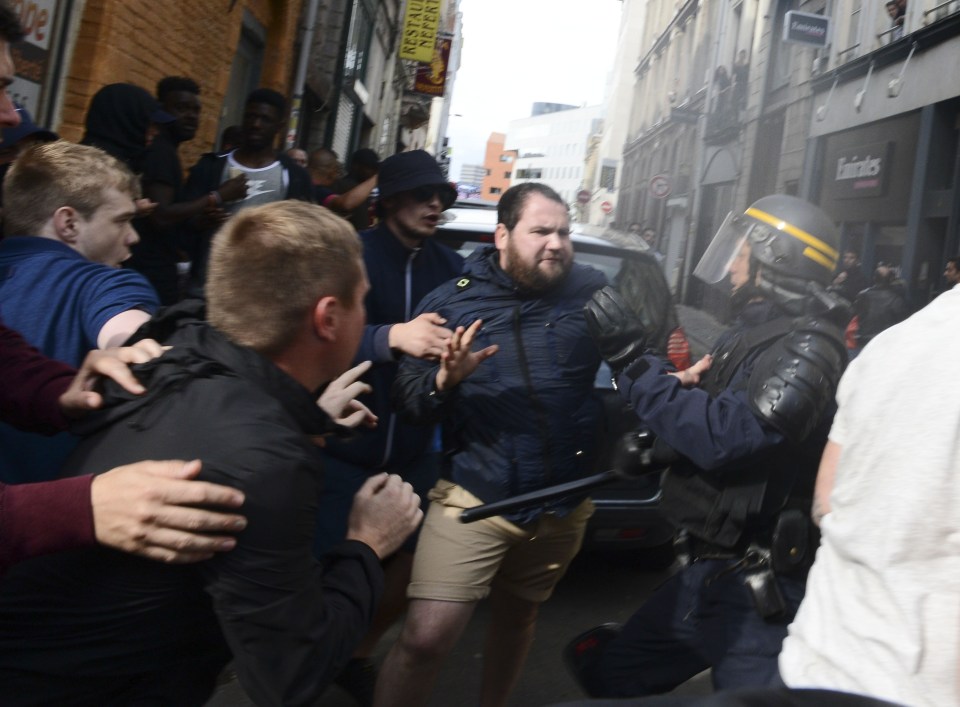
[{"x1": 411, "y1": 184, "x2": 453, "y2": 205}]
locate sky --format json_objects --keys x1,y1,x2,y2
[{"x1": 446, "y1": 0, "x2": 624, "y2": 180}]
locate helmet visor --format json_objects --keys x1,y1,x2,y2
[{"x1": 693, "y1": 211, "x2": 752, "y2": 285}]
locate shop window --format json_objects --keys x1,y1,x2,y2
[
  {"x1": 343, "y1": 0, "x2": 374, "y2": 83},
  {"x1": 839, "y1": 1, "x2": 862, "y2": 62},
  {"x1": 601, "y1": 165, "x2": 616, "y2": 191}
]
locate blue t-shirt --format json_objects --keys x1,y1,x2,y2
[{"x1": 0, "y1": 237, "x2": 160, "y2": 483}]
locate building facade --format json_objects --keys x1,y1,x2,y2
[
  {"x1": 479, "y1": 131, "x2": 515, "y2": 202},
  {"x1": 582, "y1": 0, "x2": 646, "y2": 227},
  {"x1": 297, "y1": 0, "x2": 408, "y2": 161},
  {"x1": 615, "y1": 0, "x2": 960, "y2": 311},
  {"x1": 506, "y1": 102, "x2": 603, "y2": 206},
  {"x1": 458, "y1": 162, "x2": 485, "y2": 185},
  {"x1": 9, "y1": 0, "x2": 459, "y2": 179},
  {"x1": 16, "y1": 0, "x2": 304, "y2": 170},
  {"x1": 804, "y1": 0, "x2": 960, "y2": 304}
]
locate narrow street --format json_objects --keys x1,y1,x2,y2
[{"x1": 207, "y1": 551, "x2": 712, "y2": 706}]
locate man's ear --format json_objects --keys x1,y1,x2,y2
[
  {"x1": 52, "y1": 206, "x2": 79, "y2": 244},
  {"x1": 494, "y1": 223, "x2": 509, "y2": 251},
  {"x1": 312, "y1": 295, "x2": 339, "y2": 342}
]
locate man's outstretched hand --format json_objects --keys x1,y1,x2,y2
[
  {"x1": 90, "y1": 459, "x2": 247, "y2": 563},
  {"x1": 669, "y1": 354, "x2": 713, "y2": 388},
  {"x1": 318, "y1": 360, "x2": 378, "y2": 429},
  {"x1": 59, "y1": 339, "x2": 167, "y2": 418},
  {"x1": 435, "y1": 319, "x2": 498, "y2": 392},
  {"x1": 388, "y1": 312, "x2": 454, "y2": 361}
]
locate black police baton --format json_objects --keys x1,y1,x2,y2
[
  {"x1": 459, "y1": 470, "x2": 620, "y2": 523},
  {"x1": 459, "y1": 430, "x2": 671, "y2": 523}
]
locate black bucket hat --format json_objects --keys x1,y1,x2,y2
[{"x1": 378, "y1": 150, "x2": 456, "y2": 210}]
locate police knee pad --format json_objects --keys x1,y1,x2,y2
[{"x1": 562, "y1": 622, "x2": 622, "y2": 697}]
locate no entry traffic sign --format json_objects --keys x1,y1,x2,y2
[{"x1": 649, "y1": 174, "x2": 672, "y2": 200}]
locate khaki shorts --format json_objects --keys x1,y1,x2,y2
[{"x1": 408, "y1": 479, "x2": 594, "y2": 604}]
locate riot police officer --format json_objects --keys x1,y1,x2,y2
[{"x1": 571, "y1": 195, "x2": 848, "y2": 696}]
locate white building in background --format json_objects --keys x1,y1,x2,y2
[
  {"x1": 583, "y1": 0, "x2": 647, "y2": 226},
  {"x1": 458, "y1": 163, "x2": 486, "y2": 186},
  {"x1": 506, "y1": 102, "x2": 604, "y2": 207}
]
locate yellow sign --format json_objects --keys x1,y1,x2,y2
[{"x1": 399, "y1": 0, "x2": 442, "y2": 62}]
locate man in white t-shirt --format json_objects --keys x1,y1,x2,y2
[
  {"x1": 779, "y1": 284, "x2": 960, "y2": 707},
  {"x1": 181, "y1": 88, "x2": 313, "y2": 295}
]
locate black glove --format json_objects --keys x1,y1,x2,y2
[{"x1": 584, "y1": 286, "x2": 649, "y2": 373}]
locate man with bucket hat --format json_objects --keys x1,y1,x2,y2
[{"x1": 315, "y1": 149, "x2": 463, "y2": 704}]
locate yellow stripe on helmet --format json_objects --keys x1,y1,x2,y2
[
  {"x1": 802, "y1": 246, "x2": 836, "y2": 271},
  {"x1": 745, "y1": 206, "x2": 839, "y2": 271}
]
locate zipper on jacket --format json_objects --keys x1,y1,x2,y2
[
  {"x1": 512, "y1": 305, "x2": 555, "y2": 493},
  {"x1": 381, "y1": 248, "x2": 421, "y2": 468}
]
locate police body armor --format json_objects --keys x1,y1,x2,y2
[{"x1": 659, "y1": 312, "x2": 846, "y2": 560}]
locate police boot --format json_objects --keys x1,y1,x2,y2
[{"x1": 562, "y1": 622, "x2": 622, "y2": 696}]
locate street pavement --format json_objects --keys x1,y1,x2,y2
[{"x1": 206, "y1": 552, "x2": 711, "y2": 706}]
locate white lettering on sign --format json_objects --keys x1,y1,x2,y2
[
  {"x1": 836, "y1": 155, "x2": 882, "y2": 181},
  {"x1": 790, "y1": 20, "x2": 827, "y2": 38}
]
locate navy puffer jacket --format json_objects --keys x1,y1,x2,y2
[{"x1": 392, "y1": 246, "x2": 607, "y2": 524}]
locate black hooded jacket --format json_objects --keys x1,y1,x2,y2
[
  {"x1": 80, "y1": 83, "x2": 164, "y2": 174},
  {"x1": 0, "y1": 307, "x2": 383, "y2": 706}
]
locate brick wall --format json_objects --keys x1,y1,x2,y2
[{"x1": 57, "y1": 0, "x2": 302, "y2": 169}]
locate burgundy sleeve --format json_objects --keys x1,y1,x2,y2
[
  {"x1": 0, "y1": 322, "x2": 75, "y2": 434},
  {"x1": 0, "y1": 475, "x2": 96, "y2": 576}
]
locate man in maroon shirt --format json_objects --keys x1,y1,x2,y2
[{"x1": 0, "y1": 322, "x2": 248, "y2": 573}]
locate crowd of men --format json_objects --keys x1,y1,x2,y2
[{"x1": 0, "y1": 2, "x2": 956, "y2": 706}]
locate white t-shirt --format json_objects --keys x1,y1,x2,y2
[
  {"x1": 222, "y1": 152, "x2": 288, "y2": 213},
  {"x1": 780, "y1": 287, "x2": 960, "y2": 707}
]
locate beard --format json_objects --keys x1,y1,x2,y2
[{"x1": 502, "y1": 240, "x2": 572, "y2": 294}]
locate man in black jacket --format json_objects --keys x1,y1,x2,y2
[
  {"x1": 0, "y1": 201, "x2": 422, "y2": 707},
  {"x1": 181, "y1": 87, "x2": 312, "y2": 296},
  {"x1": 127, "y1": 76, "x2": 246, "y2": 304},
  {"x1": 851, "y1": 264, "x2": 908, "y2": 353}
]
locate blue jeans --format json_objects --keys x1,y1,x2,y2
[{"x1": 584, "y1": 558, "x2": 806, "y2": 697}]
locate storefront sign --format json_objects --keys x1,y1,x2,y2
[
  {"x1": 783, "y1": 11, "x2": 830, "y2": 48},
  {"x1": 832, "y1": 141, "x2": 892, "y2": 199},
  {"x1": 400, "y1": 0, "x2": 442, "y2": 63},
  {"x1": 9, "y1": 0, "x2": 59, "y2": 115},
  {"x1": 412, "y1": 37, "x2": 451, "y2": 97}
]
